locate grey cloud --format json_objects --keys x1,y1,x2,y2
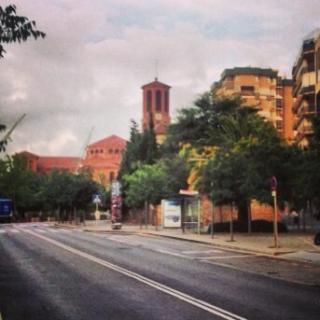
[{"x1": 1, "y1": 0, "x2": 319, "y2": 156}]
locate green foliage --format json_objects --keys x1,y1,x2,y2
[
  {"x1": 163, "y1": 92, "x2": 242, "y2": 152},
  {"x1": 0, "y1": 122, "x2": 6, "y2": 152},
  {"x1": 0, "y1": 154, "x2": 102, "y2": 220},
  {"x1": 0, "y1": 4, "x2": 45, "y2": 58},
  {"x1": 0, "y1": 154, "x2": 43, "y2": 216},
  {"x1": 124, "y1": 164, "x2": 167, "y2": 208}
]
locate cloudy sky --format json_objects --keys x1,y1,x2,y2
[{"x1": 1, "y1": 0, "x2": 320, "y2": 156}]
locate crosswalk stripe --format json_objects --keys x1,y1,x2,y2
[
  {"x1": 0, "y1": 230, "x2": 6, "y2": 234},
  {"x1": 10, "y1": 229, "x2": 20, "y2": 233}
]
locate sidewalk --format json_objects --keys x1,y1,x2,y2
[{"x1": 56, "y1": 221, "x2": 320, "y2": 264}]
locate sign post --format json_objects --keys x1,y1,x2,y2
[
  {"x1": 111, "y1": 180, "x2": 122, "y2": 230},
  {"x1": 92, "y1": 194, "x2": 101, "y2": 221},
  {"x1": 270, "y1": 176, "x2": 279, "y2": 248}
]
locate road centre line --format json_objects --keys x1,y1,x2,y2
[{"x1": 20, "y1": 228, "x2": 247, "y2": 320}]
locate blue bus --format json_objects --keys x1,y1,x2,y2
[{"x1": 0, "y1": 198, "x2": 13, "y2": 223}]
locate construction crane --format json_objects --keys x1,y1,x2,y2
[
  {"x1": 0, "y1": 114, "x2": 26, "y2": 151},
  {"x1": 75, "y1": 126, "x2": 94, "y2": 174}
]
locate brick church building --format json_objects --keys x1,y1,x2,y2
[
  {"x1": 19, "y1": 77, "x2": 172, "y2": 185},
  {"x1": 20, "y1": 134, "x2": 126, "y2": 186}
]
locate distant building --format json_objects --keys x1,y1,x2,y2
[
  {"x1": 292, "y1": 30, "x2": 320, "y2": 147},
  {"x1": 213, "y1": 67, "x2": 294, "y2": 141},
  {"x1": 82, "y1": 135, "x2": 126, "y2": 185},
  {"x1": 141, "y1": 78, "x2": 171, "y2": 144},
  {"x1": 20, "y1": 134, "x2": 126, "y2": 186},
  {"x1": 19, "y1": 151, "x2": 80, "y2": 174}
]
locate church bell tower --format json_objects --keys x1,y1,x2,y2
[{"x1": 141, "y1": 78, "x2": 171, "y2": 143}]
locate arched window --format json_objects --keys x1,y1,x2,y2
[
  {"x1": 156, "y1": 90, "x2": 162, "y2": 112},
  {"x1": 147, "y1": 90, "x2": 152, "y2": 112},
  {"x1": 164, "y1": 91, "x2": 169, "y2": 112}
]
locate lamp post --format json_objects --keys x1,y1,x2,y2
[{"x1": 270, "y1": 176, "x2": 279, "y2": 248}]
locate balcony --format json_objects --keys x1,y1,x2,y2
[{"x1": 300, "y1": 84, "x2": 315, "y2": 95}]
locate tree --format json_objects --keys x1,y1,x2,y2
[
  {"x1": 200, "y1": 106, "x2": 293, "y2": 225},
  {"x1": 0, "y1": 154, "x2": 44, "y2": 219},
  {"x1": 163, "y1": 92, "x2": 242, "y2": 152},
  {"x1": 43, "y1": 169, "x2": 100, "y2": 221},
  {"x1": 0, "y1": 123, "x2": 6, "y2": 152},
  {"x1": 0, "y1": 4, "x2": 45, "y2": 58}
]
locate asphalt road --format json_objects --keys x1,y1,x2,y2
[{"x1": 0, "y1": 223, "x2": 319, "y2": 320}]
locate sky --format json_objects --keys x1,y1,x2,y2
[{"x1": 1, "y1": 0, "x2": 320, "y2": 156}]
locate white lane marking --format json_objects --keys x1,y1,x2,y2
[
  {"x1": 155, "y1": 249, "x2": 193, "y2": 260},
  {"x1": 200, "y1": 255, "x2": 256, "y2": 260},
  {"x1": 48, "y1": 229, "x2": 59, "y2": 233},
  {"x1": 108, "y1": 236, "x2": 141, "y2": 246},
  {"x1": 36, "y1": 229, "x2": 47, "y2": 233},
  {"x1": 0, "y1": 230, "x2": 6, "y2": 234},
  {"x1": 57, "y1": 229, "x2": 70, "y2": 232},
  {"x1": 183, "y1": 249, "x2": 222, "y2": 254},
  {"x1": 20, "y1": 228, "x2": 247, "y2": 320},
  {"x1": 10, "y1": 229, "x2": 20, "y2": 233}
]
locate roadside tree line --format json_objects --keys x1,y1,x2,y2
[
  {"x1": 0, "y1": 154, "x2": 108, "y2": 221},
  {"x1": 120, "y1": 91, "x2": 320, "y2": 229}
]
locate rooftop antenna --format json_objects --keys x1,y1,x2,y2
[
  {"x1": 75, "y1": 126, "x2": 94, "y2": 174},
  {"x1": 155, "y1": 59, "x2": 159, "y2": 81}
]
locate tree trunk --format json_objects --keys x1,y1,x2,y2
[{"x1": 236, "y1": 199, "x2": 248, "y2": 226}]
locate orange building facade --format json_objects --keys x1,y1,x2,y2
[
  {"x1": 20, "y1": 134, "x2": 126, "y2": 186},
  {"x1": 141, "y1": 78, "x2": 171, "y2": 144},
  {"x1": 82, "y1": 135, "x2": 126, "y2": 185},
  {"x1": 213, "y1": 67, "x2": 294, "y2": 142},
  {"x1": 292, "y1": 30, "x2": 320, "y2": 147}
]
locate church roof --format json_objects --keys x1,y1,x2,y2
[
  {"x1": 141, "y1": 78, "x2": 171, "y2": 89},
  {"x1": 18, "y1": 151, "x2": 40, "y2": 159},
  {"x1": 37, "y1": 156, "x2": 80, "y2": 170},
  {"x1": 88, "y1": 135, "x2": 127, "y2": 149}
]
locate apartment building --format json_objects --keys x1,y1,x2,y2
[
  {"x1": 292, "y1": 30, "x2": 320, "y2": 147},
  {"x1": 213, "y1": 67, "x2": 294, "y2": 141}
]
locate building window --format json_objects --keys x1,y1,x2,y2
[
  {"x1": 276, "y1": 121, "x2": 283, "y2": 130},
  {"x1": 156, "y1": 90, "x2": 162, "y2": 112},
  {"x1": 115, "y1": 149, "x2": 119, "y2": 154},
  {"x1": 164, "y1": 91, "x2": 169, "y2": 112},
  {"x1": 240, "y1": 86, "x2": 255, "y2": 94},
  {"x1": 90, "y1": 150, "x2": 94, "y2": 154},
  {"x1": 147, "y1": 90, "x2": 152, "y2": 112},
  {"x1": 109, "y1": 149, "x2": 113, "y2": 154},
  {"x1": 100, "y1": 149, "x2": 103, "y2": 153},
  {"x1": 276, "y1": 99, "x2": 282, "y2": 108},
  {"x1": 95, "y1": 149, "x2": 99, "y2": 154}
]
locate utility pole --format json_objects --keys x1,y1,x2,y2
[
  {"x1": 229, "y1": 202, "x2": 235, "y2": 242},
  {"x1": 211, "y1": 199, "x2": 214, "y2": 239},
  {"x1": 270, "y1": 176, "x2": 279, "y2": 248}
]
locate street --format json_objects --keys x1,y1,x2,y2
[{"x1": 0, "y1": 223, "x2": 319, "y2": 320}]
